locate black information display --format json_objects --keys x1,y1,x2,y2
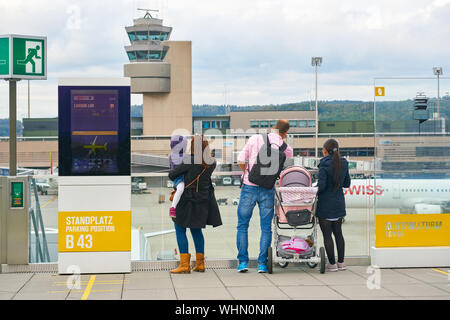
[{"x1": 58, "y1": 85, "x2": 130, "y2": 176}]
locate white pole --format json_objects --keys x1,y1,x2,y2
[
  {"x1": 437, "y1": 73, "x2": 440, "y2": 118},
  {"x1": 315, "y1": 64, "x2": 318, "y2": 158},
  {"x1": 28, "y1": 80, "x2": 30, "y2": 118}
]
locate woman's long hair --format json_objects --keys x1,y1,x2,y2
[
  {"x1": 190, "y1": 135, "x2": 212, "y2": 168},
  {"x1": 323, "y1": 139, "x2": 341, "y2": 192}
]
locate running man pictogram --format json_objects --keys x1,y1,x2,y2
[{"x1": 18, "y1": 45, "x2": 41, "y2": 73}]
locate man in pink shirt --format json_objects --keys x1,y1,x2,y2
[{"x1": 236, "y1": 120, "x2": 293, "y2": 273}]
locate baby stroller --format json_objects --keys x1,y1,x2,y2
[{"x1": 268, "y1": 166, "x2": 326, "y2": 274}]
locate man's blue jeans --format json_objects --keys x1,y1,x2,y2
[{"x1": 236, "y1": 184, "x2": 275, "y2": 265}]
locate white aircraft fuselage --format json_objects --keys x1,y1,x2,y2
[{"x1": 343, "y1": 179, "x2": 450, "y2": 213}]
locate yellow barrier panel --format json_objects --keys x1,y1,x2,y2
[
  {"x1": 375, "y1": 213, "x2": 450, "y2": 247},
  {"x1": 58, "y1": 211, "x2": 131, "y2": 252}
]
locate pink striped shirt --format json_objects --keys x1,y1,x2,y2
[{"x1": 238, "y1": 133, "x2": 293, "y2": 186}]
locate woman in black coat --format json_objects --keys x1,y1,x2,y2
[
  {"x1": 316, "y1": 139, "x2": 351, "y2": 272},
  {"x1": 168, "y1": 135, "x2": 222, "y2": 273}
]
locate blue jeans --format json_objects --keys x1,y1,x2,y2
[
  {"x1": 174, "y1": 223, "x2": 204, "y2": 254},
  {"x1": 236, "y1": 184, "x2": 275, "y2": 265}
]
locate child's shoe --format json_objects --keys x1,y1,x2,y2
[{"x1": 169, "y1": 207, "x2": 176, "y2": 218}]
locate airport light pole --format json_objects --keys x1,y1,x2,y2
[
  {"x1": 433, "y1": 67, "x2": 443, "y2": 118},
  {"x1": 311, "y1": 57, "x2": 322, "y2": 158}
]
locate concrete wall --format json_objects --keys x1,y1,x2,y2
[
  {"x1": 124, "y1": 62, "x2": 171, "y2": 93},
  {"x1": 142, "y1": 41, "x2": 192, "y2": 136}
]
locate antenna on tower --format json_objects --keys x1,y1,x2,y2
[{"x1": 137, "y1": 8, "x2": 159, "y2": 19}]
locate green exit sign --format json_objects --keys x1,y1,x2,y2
[
  {"x1": 11, "y1": 181, "x2": 24, "y2": 208},
  {"x1": 0, "y1": 34, "x2": 47, "y2": 80},
  {"x1": 0, "y1": 37, "x2": 9, "y2": 76}
]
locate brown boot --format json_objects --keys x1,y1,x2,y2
[
  {"x1": 170, "y1": 253, "x2": 191, "y2": 274},
  {"x1": 192, "y1": 253, "x2": 205, "y2": 272}
]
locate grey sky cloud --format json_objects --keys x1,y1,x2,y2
[{"x1": 0, "y1": 0, "x2": 449, "y2": 118}]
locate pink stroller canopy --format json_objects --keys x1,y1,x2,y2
[{"x1": 279, "y1": 166, "x2": 311, "y2": 187}]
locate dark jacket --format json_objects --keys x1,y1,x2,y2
[
  {"x1": 168, "y1": 156, "x2": 222, "y2": 229},
  {"x1": 316, "y1": 155, "x2": 351, "y2": 219}
]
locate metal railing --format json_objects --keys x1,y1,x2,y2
[{"x1": 29, "y1": 178, "x2": 51, "y2": 263}]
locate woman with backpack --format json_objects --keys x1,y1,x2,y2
[
  {"x1": 168, "y1": 135, "x2": 222, "y2": 274},
  {"x1": 316, "y1": 139, "x2": 351, "y2": 272}
]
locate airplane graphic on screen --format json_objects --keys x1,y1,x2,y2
[{"x1": 83, "y1": 136, "x2": 107, "y2": 156}]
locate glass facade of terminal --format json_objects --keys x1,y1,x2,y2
[
  {"x1": 202, "y1": 120, "x2": 230, "y2": 129},
  {"x1": 294, "y1": 147, "x2": 374, "y2": 157},
  {"x1": 250, "y1": 119, "x2": 315, "y2": 129}
]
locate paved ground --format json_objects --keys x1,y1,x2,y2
[{"x1": 0, "y1": 266, "x2": 448, "y2": 300}]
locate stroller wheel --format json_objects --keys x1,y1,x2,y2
[
  {"x1": 319, "y1": 247, "x2": 326, "y2": 274},
  {"x1": 268, "y1": 247, "x2": 273, "y2": 274},
  {"x1": 307, "y1": 262, "x2": 317, "y2": 269},
  {"x1": 278, "y1": 261, "x2": 289, "y2": 268}
]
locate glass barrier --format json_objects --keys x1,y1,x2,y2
[
  {"x1": 29, "y1": 168, "x2": 374, "y2": 263},
  {"x1": 373, "y1": 77, "x2": 450, "y2": 251}
]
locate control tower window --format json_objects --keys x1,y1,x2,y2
[
  {"x1": 149, "y1": 51, "x2": 162, "y2": 60},
  {"x1": 127, "y1": 51, "x2": 137, "y2": 61},
  {"x1": 136, "y1": 31, "x2": 149, "y2": 41},
  {"x1": 136, "y1": 51, "x2": 148, "y2": 60},
  {"x1": 161, "y1": 32, "x2": 169, "y2": 40},
  {"x1": 149, "y1": 31, "x2": 162, "y2": 40},
  {"x1": 128, "y1": 32, "x2": 137, "y2": 42},
  {"x1": 134, "y1": 50, "x2": 166, "y2": 61}
]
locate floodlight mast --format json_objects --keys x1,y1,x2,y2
[
  {"x1": 311, "y1": 57, "x2": 322, "y2": 159},
  {"x1": 433, "y1": 67, "x2": 443, "y2": 119},
  {"x1": 138, "y1": 8, "x2": 159, "y2": 19}
]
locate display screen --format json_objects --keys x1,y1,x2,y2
[
  {"x1": 70, "y1": 90, "x2": 119, "y2": 175},
  {"x1": 58, "y1": 85, "x2": 130, "y2": 176}
]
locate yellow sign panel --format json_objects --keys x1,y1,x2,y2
[
  {"x1": 58, "y1": 211, "x2": 131, "y2": 252},
  {"x1": 376, "y1": 213, "x2": 450, "y2": 247},
  {"x1": 375, "y1": 87, "x2": 385, "y2": 96}
]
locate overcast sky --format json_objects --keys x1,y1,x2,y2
[{"x1": 0, "y1": 0, "x2": 450, "y2": 119}]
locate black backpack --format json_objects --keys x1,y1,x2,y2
[{"x1": 248, "y1": 134, "x2": 288, "y2": 189}]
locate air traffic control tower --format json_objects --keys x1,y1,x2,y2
[{"x1": 124, "y1": 10, "x2": 192, "y2": 135}]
